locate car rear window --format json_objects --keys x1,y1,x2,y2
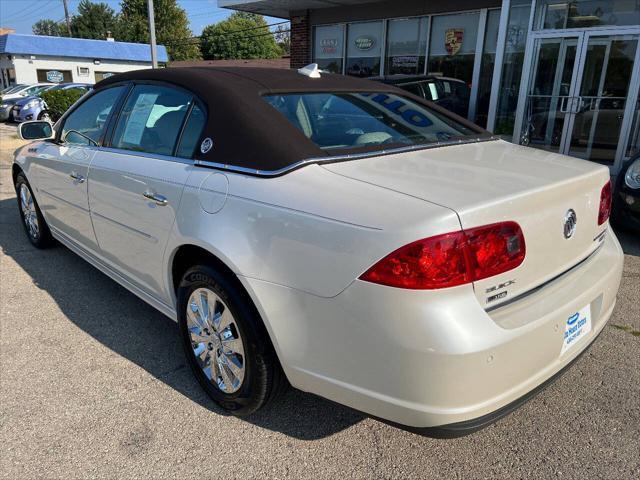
[{"x1": 263, "y1": 92, "x2": 478, "y2": 153}]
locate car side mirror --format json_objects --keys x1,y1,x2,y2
[{"x1": 19, "y1": 120, "x2": 54, "y2": 140}]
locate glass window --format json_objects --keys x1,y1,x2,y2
[
  {"x1": 627, "y1": 86, "x2": 640, "y2": 158},
  {"x1": 176, "y1": 104, "x2": 206, "y2": 158},
  {"x1": 385, "y1": 17, "x2": 429, "y2": 75},
  {"x1": 346, "y1": 21, "x2": 383, "y2": 78},
  {"x1": 263, "y1": 92, "x2": 478, "y2": 154},
  {"x1": 427, "y1": 12, "x2": 480, "y2": 93},
  {"x1": 62, "y1": 86, "x2": 126, "y2": 146},
  {"x1": 314, "y1": 25, "x2": 345, "y2": 74},
  {"x1": 111, "y1": 84, "x2": 192, "y2": 156},
  {"x1": 475, "y1": 9, "x2": 501, "y2": 127},
  {"x1": 535, "y1": 0, "x2": 640, "y2": 29},
  {"x1": 494, "y1": 0, "x2": 532, "y2": 136}
]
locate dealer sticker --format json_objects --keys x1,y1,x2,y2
[{"x1": 561, "y1": 304, "x2": 592, "y2": 356}]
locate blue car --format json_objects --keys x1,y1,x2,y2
[{"x1": 12, "y1": 83, "x2": 92, "y2": 123}]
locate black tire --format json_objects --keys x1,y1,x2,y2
[
  {"x1": 15, "y1": 172, "x2": 53, "y2": 249},
  {"x1": 177, "y1": 264, "x2": 286, "y2": 415}
]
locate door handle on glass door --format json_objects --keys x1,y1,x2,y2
[
  {"x1": 70, "y1": 171, "x2": 85, "y2": 183},
  {"x1": 143, "y1": 191, "x2": 168, "y2": 206}
]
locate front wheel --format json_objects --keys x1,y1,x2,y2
[
  {"x1": 15, "y1": 173, "x2": 53, "y2": 248},
  {"x1": 177, "y1": 265, "x2": 286, "y2": 415}
]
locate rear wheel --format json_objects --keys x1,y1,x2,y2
[
  {"x1": 15, "y1": 173, "x2": 53, "y2": 248},
  {"x1": 177, "y1": 265, "x2": 286, "y2": 415}
]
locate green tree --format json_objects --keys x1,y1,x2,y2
[
  {"x1": 200, "y1": 12, "x2": 283, "y2": 60},
  {"x1": 32, "y1": 19, "x2": 67, "y2": 37},
  {"x1": 70, "y1": 0, "x2": 117, "y2": 40},
  {"x1": 116, "y1": 0, "x2": 200, "y2": 61}
]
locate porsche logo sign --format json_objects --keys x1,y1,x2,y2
[{"x1": 445, "y1": 28, "x2": 464, "y2": 56}]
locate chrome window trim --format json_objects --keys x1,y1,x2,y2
[
  {"x1": 99, "y1": 146, "x2": 196, "y2": 165},
  {"x1": 195, "y1": 136, "x2": 499, "y2": 177}
]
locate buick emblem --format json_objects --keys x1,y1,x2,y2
[
  {"x1": 563, "y1": 209, "x2": 577, "y2": 239},
  {"x1": 200, "y1": 137, "x2": 213, "y2": 154}
]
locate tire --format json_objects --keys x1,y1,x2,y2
[
  {"x1": 15, "y1": 172, "x2": 53, "y2": 249},
  {"x1": 177, "y1": 265, "x2": 286, "y2": 415}
]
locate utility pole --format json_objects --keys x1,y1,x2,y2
[
  {"x1": 147, "y1": 0, "x2": 158, "y2": 68},
  {"x1": 62, "y1": 0, "x2": 72, "y2": 37}
]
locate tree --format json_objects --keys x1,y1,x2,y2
[
  {"x1": 200, "y1": 12, "x2": 283, "y2": 60},
  {"x1": 274, "y1": 23, "x2": 290, "y2": 56},
  {"x1": 116, "y1": 0, "x2": 200, "y2": 61},
  {"x1": 70, "y1": 0, "x2": 117, "y2": 40},
  {"x1": 32, "y1": 19, "x2": 67, "y2": 37}
]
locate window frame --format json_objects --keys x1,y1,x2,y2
[{"x1": 55, "y1": 80, "x2": 208, "y2": 161}]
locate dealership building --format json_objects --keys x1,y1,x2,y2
[
  {"x1": 221, "y1": 0, "x2": 640, "y2": 176},
  {"x1": 0, "y1": 33, "x2": 167, "y2": 88}
]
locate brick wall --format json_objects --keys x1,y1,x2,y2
[{"x1": 290, "y1": 12, "x2": 311, "y2": 69}]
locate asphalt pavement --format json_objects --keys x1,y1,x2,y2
[{"x1": 1, "y1": 124, "x2": 639, "y2": 479}]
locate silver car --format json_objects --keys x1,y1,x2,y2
[{"x1": 12, "y1": 66, "x2": 624, "y2": 436}]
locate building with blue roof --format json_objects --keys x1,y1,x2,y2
[{"x1": 0, "y1": 33, "x2": 168, "y2": 88}]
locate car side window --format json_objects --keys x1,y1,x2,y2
[
  {"x1": 176, "y1": 104, "x2": 206, "y2": 158},
  {"x1": 111, "y1": 84, "x2": 191, "y2": 157},
  {"x1": 62, "y1": 86, "x2": 126, "y2": 146},
  {"x1": 400, "y1": 83, "x2": 424, "y2": 99}
]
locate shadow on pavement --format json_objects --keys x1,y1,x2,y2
[{"x1": 0, "y1": 196, "x2": 364, "y2": 440}]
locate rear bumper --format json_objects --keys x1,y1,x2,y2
[{"x1": 244, "y1": 227, "x2": 624, "y2": 430}]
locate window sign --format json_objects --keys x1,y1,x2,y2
[
  {"x1": 428, "y1": 12, "x2": 480, "y2": 92},
  {"x1": 46, "y1": 70, "x2": 64, "y2": 83},
  {"x1": 346, "y1": 21, "x2": 383, "y2": 77},
  {"x1": 314, "y1": 24, "x2": 345, "y2": 74},
  {"x1": 386, "y1": 17, "x2": 429, "y2": 75}
]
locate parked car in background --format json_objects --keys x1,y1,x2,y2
[
  {"x1": 613, "y1": 153, "x2": 640, "y2": 231},
  {"x1": 11, "y1": 83, "x2": 92, "y2": 123},
  {"x1": 372, "y1": 75, "x2": 471, "y2": 118},
  {"x1": 1, "y1": 84, "x2": 27, "y2": 95},
  {"x1": 13, "y1": 66, "x2": 623, "y2": 436},
  {"x1": 1, "y1": 83, "x2": 54, "y2": 101},
  {"x1": 0, "y1": 97, "x2": 21, "y2": 122}
]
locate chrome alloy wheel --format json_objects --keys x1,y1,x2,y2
[
  {"x1": 187, "y1": 288, "x2": 245, "y2": 394},
  {"x1": 19, "y1": 184, "x2": 39, "y2": 240}
]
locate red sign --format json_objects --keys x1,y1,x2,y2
[{"x1": 445, "y1": 28, "x2": 464, "y2": 56}]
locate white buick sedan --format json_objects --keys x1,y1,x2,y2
[{"x1": 13, "y1": 65, "x2": 624, "y2": 436}]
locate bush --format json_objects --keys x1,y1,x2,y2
[{"x1": 40, "y1": 88, "x2": 86, "y2": 122}]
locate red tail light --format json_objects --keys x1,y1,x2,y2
[
  {"x1": 359, "y1": 222, "x2": 525, "y2": 289},
  {"x1": 598, "y1": 181, "x2": 612, "y2": 226}
]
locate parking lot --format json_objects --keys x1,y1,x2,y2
[{"x1": 0, "y1": 124, "x2": 638, "y2": 479}]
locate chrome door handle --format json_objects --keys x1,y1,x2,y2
[
  {"x1": 70, "y1": 171, "x2": 85, "y2": 183},
  {"x1": 143, "y1": 191, "x2": 168, "y2": 206}
]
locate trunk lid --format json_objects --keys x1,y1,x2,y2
[{"x1": 322, "y1": 140, "x2": 610, "y2": 308}]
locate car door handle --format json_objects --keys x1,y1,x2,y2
[
  {"x1": 143, "y1": 191, "x2": 168, "y2": 206},
  {"x1": 70, "y1": 171, "x2": 85, "y2": 183}
]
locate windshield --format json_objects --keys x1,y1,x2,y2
[
  {"x1": 263, "y1": 92, "x2": 480, "y2": 153},
  {"x1": 1, "y1": 84, "x2": 25, "y2": 94}
]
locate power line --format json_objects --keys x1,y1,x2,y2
[
  {"x1": 164, "y1": 28, "x2": 290, "y2": 47},
  {"x1": 3, "y1": 0, "x2": 56, "y2": 23}
]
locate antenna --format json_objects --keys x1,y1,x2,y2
[{"x1": 298, "y1": 63, "x2": 321, "y2": 79}]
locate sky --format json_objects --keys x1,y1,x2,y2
[{"x1": 0, "y1": 0, "x2": 283, "y2": 36}]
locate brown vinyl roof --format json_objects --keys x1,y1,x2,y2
[{"x1": 95, "y1": 67, "x2": 484, "y2": 174}]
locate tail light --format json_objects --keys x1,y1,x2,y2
[
  {"x1": 359, "y1": 222, "x2": 525, "y2": 289},
  {"x1": 598, "y1": 181, "x2": 612, "y2": 226}
]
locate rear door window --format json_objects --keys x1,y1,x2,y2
[
  {"x1": 111, "y1": 84, "x2": 192, "y2": 156},
  {"x1": 176, "y1": 104, "x2": 206, "y2": 158}
]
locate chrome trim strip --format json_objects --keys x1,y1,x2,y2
[
  {"x1": 485, "y1": 239, "x2": 606, "y2": 313},
  {"x1": 91, "y1": 211, "x2": 158, "y2": 243},
  {"x1": 40, "y1": 189, "x2": 89, "y2": 213},
  {"x1": 195, "y1": 136, "x2": 499, "y2": 177}
]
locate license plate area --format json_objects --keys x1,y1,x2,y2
[{"x1": 560, "y1": 304, "x2": 592, "y2": 356}]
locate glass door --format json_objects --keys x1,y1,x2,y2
[
  {"x1": 520, "y1": 35, "x2": 581, "y2": 153},
  {"x1": 517, "y1": 29, "x2": 640, "y2": 172},
  {"x1": 567, "y1": 34, "x2": 638, "y2": 165}
]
